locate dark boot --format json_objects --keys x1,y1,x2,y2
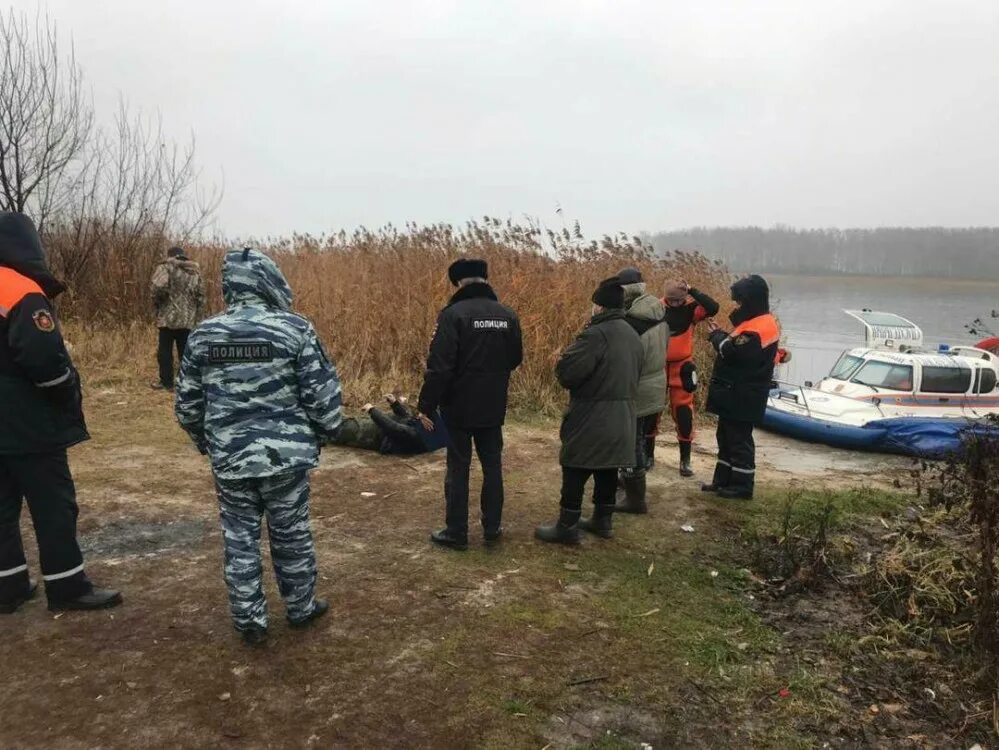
[
  {"x1": 579, "y1": 506, "x2": 614, "y2": 539},
  {"x1": 702, "y1": 460, "x2": 731, "y2": 494},
  {"x1": 483, "y1": 527, "x2": 503, "y2": 546},
  {"x1": 48, "y1": 587, "x2": 122, "y2": 612},
  {"x1": 679, "y1": 442, "x2": 694, "y2": 477},
  {"x1": 0, "y1": 580, "x2": 38, "y2": 615},
  {"x1": 644, "y1": 437, "x2": 657, "y2": 472},
  {"x1": 289, "y1": 598, "x2": 329, "y2": 628},
  {"x1": 239, "y1": 626, "x2": 268, "y2": 646},
  {"x1": 613, "y1": 475, "x2": 648, "y2": 514},
  {"x1": 430, "y1": 528, "x2": 468, "y2": 551},
  {"x1": 534, "y1": 522, "x2": 581, "y2": 545},
  {"x1": 535, "y1": 507, "x2": 582, "y2": 545}
]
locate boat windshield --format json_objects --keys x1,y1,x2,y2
[
  {"x1": 851, "y1": 361, "x2": 914, "y2": 391},
  {"x1": 829, "y1": 353, "x2": 864, "y2": 380}
]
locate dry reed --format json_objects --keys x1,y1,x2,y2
[{"x1": 60, "y1": 218, "x2": 734, "y2": 413}]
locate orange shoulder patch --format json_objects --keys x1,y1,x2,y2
[{"x1": 0, "y1": 267, "x2": 44, "y2": 317}]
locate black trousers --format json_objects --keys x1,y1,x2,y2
[
  {"x1": 559, "y1": 467, "x2": 617, "y2": 523},
  {"x1": 444, "y1": 425, "x2": 504, "y2": 537},
  {"x1": 711, "y1": 418, "x2": 756, "y2": 493},
  {"x1": 158, "y1": 327, "x2": 190, "y2": 388},
  {"x1": 0, "y1": 451, "x2": 92, "y2": 603}
]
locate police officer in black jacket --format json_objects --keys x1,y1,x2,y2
[
  {"x1": 0, "y1": 212, "x2": 122, "y2": 614},
  {"x1": 418, "y1": 259, "x2": 523, "y2": 550}
]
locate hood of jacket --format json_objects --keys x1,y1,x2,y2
[
  {"x1": 729, "y1": 274, "x2": 770, "y2": 326},
  {"x1": 157, "y1": 256, "x2": 201, "y2": 276},
  {"x1": 0, "y1": 211, "x2": 66, "y2": 298},
  {"x1": 222, "y1": 247, "x2": 292, "y2": 310},
  {"x1": 625, "y1": 287, "x2": 666, "y2": 323},
  {"x1": 621, "y1": 281, "x2": 646, "y2": 308}
]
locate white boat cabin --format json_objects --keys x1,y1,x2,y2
[{"x1": 810, "y1": 310, "x2": 999, "y2": 415}]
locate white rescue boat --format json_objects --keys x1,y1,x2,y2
[{"x1": 763, "y1": 310, "x2": 999, "y2": 457}]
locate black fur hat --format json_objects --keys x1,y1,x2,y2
[
  {"x1": 617, "y1": 267, "x2": 643, "y2": 285},
  {"x1": 591, "y1": 276, "x2": 625, "y2": 309},
  {"x1": 448, "y1": 258, "x2": 488, "y2": 286}
]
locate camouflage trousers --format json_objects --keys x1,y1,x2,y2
[{"x1": 214, "y1": 470, "x2": 318, "y2": 631}]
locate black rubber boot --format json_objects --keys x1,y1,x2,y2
[
  {"x1": 240, "y1": 626, "x2": 268, "y2": 646},
  {"x1": 289, "y1": 598, "x2": 329, "y2": 628},
  {"x1": 430, "y1": 528, "x2": 468, "y2": 551},
  {"x1": 701, "y1": 483, "x2": 720, "y2": 493},
  {"x1": 48, "y1": 587, "x2": 122, "y2": 612},
  {"x1": 579, "y1": 506, "x2": 614, "y2": 539},
  {"x1": 535, "y1": 507, "x2": 582, "y2": 545},
  {"x1": 0, "y1": 580, "x2": 38, "y2": 615},
  {"x1": 644, "y1": 437, "x2": 657, "y2": 472},
  {"x1": 534, "y1": 522, "x2": 582, "y2": 545},
  {"x1": 613, "y1": 476, "x2": 648, "y2": 514},
  {"x1": 679, "y1": 442, "x2": 694, "y2": 477}
]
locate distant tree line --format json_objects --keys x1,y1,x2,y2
[{"x1": 642, "y1": 226, "x2": 999, "y2": 279}]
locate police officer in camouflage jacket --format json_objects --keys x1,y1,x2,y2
[{"x1": 175, "y1": 248, "x2": 343, "y2": 645}]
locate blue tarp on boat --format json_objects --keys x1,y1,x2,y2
[{"x1": 762, "y1": 402, "x2": 990, "y2": 459}]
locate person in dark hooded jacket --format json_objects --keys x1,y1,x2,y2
[
  {"x1": 536, "y1": 277, "x2": 644, "y2": 545},
  {"x1": 0, "y1": 212, "x2": 122, "y2": 614},
  {"x1": 703, "y1": 275, "x2": 781, "y2": 500}
]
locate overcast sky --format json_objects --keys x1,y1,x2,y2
[{"x1": 14, "y1": 0, "x2": 999, "y2": 238}]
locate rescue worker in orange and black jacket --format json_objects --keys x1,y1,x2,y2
[
  {"x1": 0, "y1": 212, "x2": 122, "y2": 614},
  {"x1": 702, "y1": 275, "x2": 780, "y2": 500},
  {"x1": 662, "y1": 280, "x2": 719, "y2": 477}
]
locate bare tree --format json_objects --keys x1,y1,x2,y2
[
  {"x1": 49, "y1": 101, "x2": 221, "y2": 288},
  {"x1": 0, "y1": 9, "x2": 92, "y2": 230}
]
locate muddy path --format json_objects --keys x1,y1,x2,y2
[{"x1": 1, "y1": 385, "x2": 913, "y2": 749}]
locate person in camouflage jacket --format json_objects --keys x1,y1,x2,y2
[
  {"x1": 151, "y1": 247, "x2": 205, "y2": 389},
  {"x1": 175, "y1": 247, "x2": 343, "y2": 644}
]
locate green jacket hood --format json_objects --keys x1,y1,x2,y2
[{"x1": 625, "y1": 288, "x2": 666, "y2": 323}]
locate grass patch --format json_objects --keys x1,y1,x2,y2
[{"x1": 745, "y1": 486, "x2": 911, "y2": 534}]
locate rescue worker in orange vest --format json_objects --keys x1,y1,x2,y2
[
  {"x1": 702, "y1": 275, "x2": 780, "y2": 500},
  {"x1": 0, "y1": 212, "x2": 122, "y2": 614},
  {"x1": 662, "y1": 280, "x2": 719, "y2": 477}
]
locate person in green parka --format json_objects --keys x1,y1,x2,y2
[
  {"x1": 535, "y1": 276, "x2": 644, "y2": 545},
  {"x1": 613, "y1": 267, "x2": 670, "y2": 515}
]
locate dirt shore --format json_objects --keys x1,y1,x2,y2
[{"x1": 2, "y1": 384, "x2": 917, "y2": 749}]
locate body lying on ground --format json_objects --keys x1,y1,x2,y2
[{"x1": 335, "y1": 396, "x2": 449, "y2": 455}]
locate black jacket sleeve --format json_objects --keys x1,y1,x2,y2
[
  {"x1": 7, "y1": 293, "x2": 82, "y2": 414},
  {"x1": 712, "y1": 329, "x2": 765, "y2": 366},
  {"x1": 508, "y1": 313, "x2": 524, "y2": 371},
  {"x1": 417, "y1": 309, "x2": 459, "y2": 416},
  {"x1": 688, "y1": 288, "x2": 720, "y2": 317}
]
